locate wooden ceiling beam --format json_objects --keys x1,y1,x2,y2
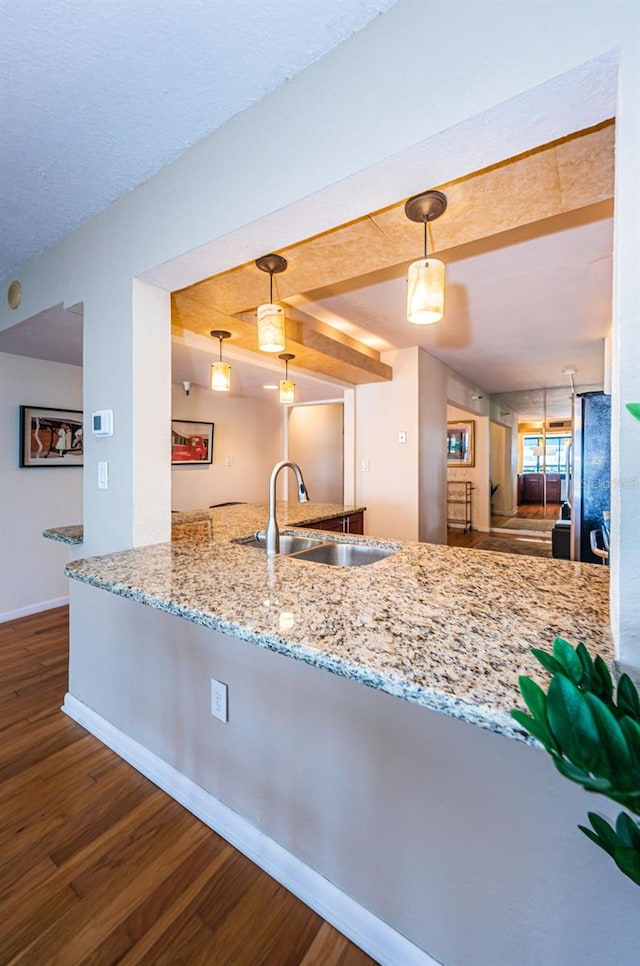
[{"x1": 172, "y1": 122, "x2": 614, "y2": 385}]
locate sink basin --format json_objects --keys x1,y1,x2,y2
[
  {"x1": 235, "y1": 533, "x2": 324, "y2": 554},
  {"x1": 234, "y1": 531, "x2": 397, "y2": 566},
  {"x1": 291, "y1": 542, "x2": 396, "y2": 567}
]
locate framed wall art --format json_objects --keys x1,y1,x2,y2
[
  {"x1": 447, "y1": 420, "x2": 475, "y2": 468},
  {"x1": 171, "y1": 419, "x2": 214, "y2": 465},
  {"x1": 19, "y1": 406, "x2": 84, "y2": 467}
]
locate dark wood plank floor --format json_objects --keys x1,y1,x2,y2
[{"x1": 0, "y1": 607, "x2": 378, "y2": 966}]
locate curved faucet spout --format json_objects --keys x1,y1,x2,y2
[{"x1": 266, "y1": 460, "x2": 309, "y2": 556}]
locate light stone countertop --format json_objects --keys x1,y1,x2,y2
[
  {"x1": 43, "y1": 524, "x2": 84, "y2": 545},
  {"x1": 60, "y1": 502, "x2": 612, "y2": 744}
]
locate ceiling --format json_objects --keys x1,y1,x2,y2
[
  {"x1": 0, "y1": 3, "x2": 615, "y2": 407},
  {"x1": 291, "y1": 205, "x2": 612, "y2": 393},
  {"x1": 172, "y1": 124, "x2": 614, "y2": 396},
  {"x1": 0, "y1": 0, "x2": 397, "y2": 279}
]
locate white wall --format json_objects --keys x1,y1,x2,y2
[
  {"x1": 287, "y1": 403, "x2": 344, "y2": 505},
  {"x1": 355, "y1": 347, "x2": 491, "y2": 543},
  {"x1": 0, "y1": 352, "x2": 82, "y2": 620},
  {"x1": 448, "y1": 404, "x2": 491, "y2": 531},
  {"x1": 171, "y1": 384, "x2": 282, "y2": 511},
  {"x1": 356, "y1": 348, "x2": 421, "y2": 541}
]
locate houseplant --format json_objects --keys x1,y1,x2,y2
[{"x1": 512, "y1": 637, "x2": 640, "y2": 887}]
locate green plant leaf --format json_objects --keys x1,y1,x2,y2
[
  {"x1": 552, "y1": 637, "x2": 584, "y2": 684},
  {"x1": 516, "y1": 679, "x2": 559, "y2": 752},
  {"x1": 511, "y1": 709, "x2": 557, "y2": 752},
  {"x1": 586, "y1": 812, "x2": 619, "y2": 851},
  {"x1": 531, "y1": 647, "x2": 565, "y2": 678},
  {"x1": 518, "y1": 676, "x2": 547, "y2": 719},
  {"x1": 576, "y1": 643, "x2": 595, "y2": 689},
  {"x1": 584, "y1": 692, "x2": 633, "y2": 786},
  {"x1": 626, "y1": 402, "x2": 640, "y2": 423},
  {"x1": 547, "y1": 675, "x2": 601, "y2": 773},
  {"x1": 613, "y1": 847, "x2": 640, "y2": 886},
  {"x1": 580, "y1": 824, "x2": 615, "y2": 856},
  {"x1": 618, "y1": 674, "x2": 640, "y2": 722},
  {"x1": 615, "y1": 812, "x2": 640, "y2": 849},
  {"x1": 619, "y1": 717, "x2": 640, "y2": 783},
  {"x1": 593, "y1": 656, "x2": 614, "y2": 705},
  {"x1": 553, "y1": 757, "x2": 612, "y2": 793}
]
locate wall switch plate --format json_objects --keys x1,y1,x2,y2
[
  {"x1": 360, "y1": 460, "x2": 370, "y2": 472},
  {"x1": 98, "y1": 461, "x2": 109, "y2": 489},
  {"x1": 225, "y1": 455, "x2": 233, "y2": 467},
  {"x1": 210, "y1": 678, "x2": 228, "y2": 722},
  {"x1": 398, "y1": 431, "x2": 407, "y2": 444}
]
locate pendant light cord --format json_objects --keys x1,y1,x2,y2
[{"x1": 423, "y1": 218, "x2": 428, "y2": 263}]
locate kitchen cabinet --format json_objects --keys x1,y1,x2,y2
[
  {"x1": 301, "y1": 510, "x2": 364, "y2": 535},
  {"x1": 518, "y1": 473, "x2": 562, "y2": 504}
]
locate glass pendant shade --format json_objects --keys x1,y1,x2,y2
[
  {"x1": 406, "y1": 258, "x2": 445, "y2": 325},
  {"x1": 257, "y1": 303, "x2": 286, "y2": 353},
  {"x1": 210, "y1": 361, "x2": 231, "y2": 392},
  {"x1": 279, "y1": 379, "x2": 295, "y2": 404}
]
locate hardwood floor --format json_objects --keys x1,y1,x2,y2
[
  {"x1": 0, "y1": 607, "x2": 377, "y2": 966},
  {"x1": 492, "y1": 502, "x2": 562, "y2": 527}
]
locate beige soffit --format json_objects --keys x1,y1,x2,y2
[{"x1": 171, "y1": 121, "x2": 614, "y2": 385}]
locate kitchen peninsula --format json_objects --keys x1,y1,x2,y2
[{"x1": 46, "y1": 503, "x2": 636, "y2": 966}]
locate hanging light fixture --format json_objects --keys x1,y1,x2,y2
[
  {"x1": 255, "y1": 254, "x2": 287, "y2": 352},
  {"x1": 404, "y1": 189, "x2": 447, "y2": 325},
  {"x1": 209, "y1": 330, "x2": 231, "y2": 392},
  {"x1": 278, "y1": 353, "x2": 295, "y2": 404}
]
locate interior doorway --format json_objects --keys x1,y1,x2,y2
[{"x1": 287, "y1": 402, "x2": 344, "y2": 505}]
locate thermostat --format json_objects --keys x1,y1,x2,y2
[{"x1": 92, "y1": 410, "x2": 113, "y2": 437}]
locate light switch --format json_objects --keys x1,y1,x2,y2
[
  {"x1": 360, "y1": 460, "x2": 370, "y2": 472},
  {"x1": 398, "y1": 431, "x2": 407, "y2": 444},
  {"x1": 98, "y1": 461, "x2": 109, "y2": 489},
  {"x1": 225, "y1": 455, "x2": 233, "y2": 467}
]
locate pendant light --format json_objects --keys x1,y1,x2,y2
[
  {"x1": 209, "y1": 330, "x2": 231, "y2": 392},
  {"x1": 278, "y1": 353, "x2": 295, "y2": 404},
  {"x1": 255, "y1": 254, "x2": 287, "y2": 352},
  {"x1": 404, "y1": 189, "x2": 447, "y2": 325}
]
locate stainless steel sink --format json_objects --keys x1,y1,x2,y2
[
  {"x1": 235, "y1": 533, "x2": 324, "y2": 554},
  {"x1": 234, "y1": 531, "x2": 397, "y2": 567},
  {"x1": 291, "y1": 542, "x2": 396, "y2": 567}
]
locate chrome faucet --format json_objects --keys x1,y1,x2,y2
[{"x1": 265, "y1": 460, "x2": 309, "y2": 556}]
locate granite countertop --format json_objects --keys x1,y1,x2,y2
[
  {"x1": 43, "y1": 502, "x2": 365, "y2": 546},
  {"x1": 60, "y1": 502, "x2": 612, "y2": 744},
  {"x1": 43, "y1": 524, "x2": 84, "y2": 545}
]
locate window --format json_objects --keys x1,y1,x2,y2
[{"x1": 522, "y1": 433, "x2": 571, "y2": 473}]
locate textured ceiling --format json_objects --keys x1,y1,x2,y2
[{"x1": 0, "y1": 0, "x2": 397, "y2": 279}]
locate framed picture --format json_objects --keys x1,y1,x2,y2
[
  {"x1": 447, "y1": 420, "x2": 475, "y2": 467},
  {"x1": 171, "y1": 419, "x2": 214, "y2": 465},
  {"x1": 19, "y1": 406, "x2": 84, "y2": 467}
]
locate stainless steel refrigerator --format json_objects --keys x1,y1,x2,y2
[{"x1": 571, "y1": 391, "x2": 611, "y2": 563}]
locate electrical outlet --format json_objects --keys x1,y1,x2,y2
[
  {"x1": 210, "y1": 678, "x2": 228, "y2": 722},
  {"x1": 398, "y1": 431, "x2": 407, "y2": 444}
]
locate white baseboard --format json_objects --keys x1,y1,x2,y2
[
  {"x1": 0, "y1": 595, "x2": 69, "y2": 624},
  {"x1": 62, "y1": 693, "x2": 439, "y2": 966}
]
